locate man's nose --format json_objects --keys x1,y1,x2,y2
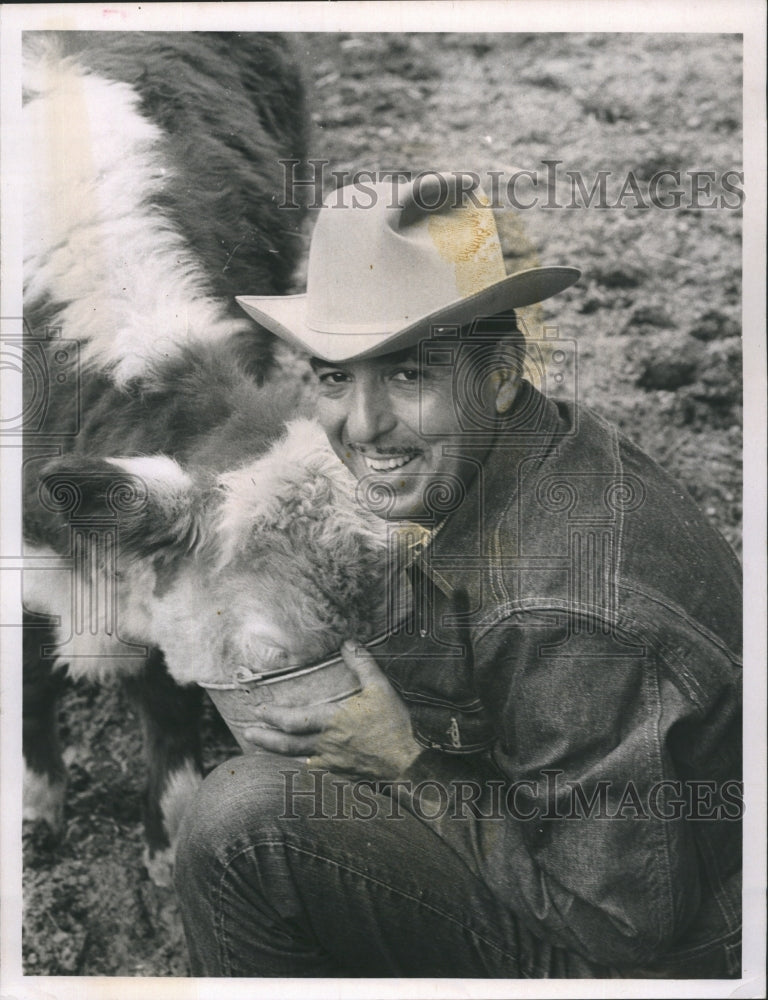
[{"x1": 346, "y1": 384, "x2": 397, "y2": 443}]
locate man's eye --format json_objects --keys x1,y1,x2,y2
[
  {"x1": 392, "y1": 369, "x2": 421, "y2": 382},
  {"x1": 317, "y1": 371, "x2": 349, "y2": 385}
]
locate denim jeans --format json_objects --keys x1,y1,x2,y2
[{"x1": 173, "y1": 750, "x2": 612, "y2": 978}]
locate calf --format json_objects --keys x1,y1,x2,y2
[{"x1": 21, "y1": 29, "x2": 316, "y2": 883}]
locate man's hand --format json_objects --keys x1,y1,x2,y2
[{"x1": 243, "y1": 641, "x2": 421, "y2": 780}]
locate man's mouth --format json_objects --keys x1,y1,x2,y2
[{"x1": 361, "y1": 452, "x2": 419, "y2": 472}]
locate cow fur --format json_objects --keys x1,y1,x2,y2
[{"x1": 23, "y1": 30, "x2": 307, "y2": 384}]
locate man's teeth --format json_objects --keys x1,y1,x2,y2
[{"x1": 364, "y1": 454, "x2": 416, "y2": 471}]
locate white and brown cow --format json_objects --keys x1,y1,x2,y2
[{"x1": 21, "y1": 31, "x2": 387, "y2": 884}]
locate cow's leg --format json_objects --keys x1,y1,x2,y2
[
  {"x1": 23, "y1": 612, "x2": 68, "y2": 834},
  {"x1": 122, "y1": 647, "x2": 204, "y2": 887}
]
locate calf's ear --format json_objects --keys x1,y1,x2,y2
[{"x1": 36, "y1": 455, "x2": 204, "y2": 562}]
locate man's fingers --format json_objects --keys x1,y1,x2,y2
[
  {"x1": 242, "y1": 725, "x2": 317, "y2": 757},
  {"x1": 252, "y1": 703, "x2": 333, "y2": 734}
]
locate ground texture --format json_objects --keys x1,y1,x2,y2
[{"x1": 22, "y1": 31, "x2": 742, "y2": 977}]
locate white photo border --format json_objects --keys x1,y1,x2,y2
[{"x1": 1, "y1": 3, "x2": 765, "y2": 998}]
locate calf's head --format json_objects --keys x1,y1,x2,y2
[{"x1": 35, "y1": 420, "x2": 390, "y2": 685}]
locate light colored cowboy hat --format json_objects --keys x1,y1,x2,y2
[{"x1": 237, "y1": 173, "x2": 580, "y2": 362}]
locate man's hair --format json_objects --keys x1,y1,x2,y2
[{"x1": 456, "y1": 310, "x2": 526, "y2": 380}]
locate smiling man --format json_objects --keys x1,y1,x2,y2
[{"x1": 174, "y1": 175, "x2": 742, "y2": 979}]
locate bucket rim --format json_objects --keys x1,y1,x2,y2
[{"x1": 198, "y1": 631, "x2": 391, "y2": 691}]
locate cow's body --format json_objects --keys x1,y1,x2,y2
[{"x1": 22, "y1": 31, "x2": 386, "y2": 884}]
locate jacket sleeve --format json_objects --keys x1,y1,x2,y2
[
  {"x1": 395, "y1": 614, "x2": 712, "y2": 970},
  {"x1": 462, "y1": 616, "x2": 705, "y2": 968}
]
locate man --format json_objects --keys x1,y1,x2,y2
[{"x1": 174, "y1": 175, "x2": 742, "y2": 978}]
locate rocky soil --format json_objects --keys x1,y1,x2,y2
[{"x1": 22, "y1": 31, "x2": 742, "y2": 977}]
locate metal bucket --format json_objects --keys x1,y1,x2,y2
[{"x1": 200, "y1": 650, "x2": 362, "y2": 752}]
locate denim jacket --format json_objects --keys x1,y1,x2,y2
[{"x1": 373, "y1": 381, "x2": 742, "y2": 977}]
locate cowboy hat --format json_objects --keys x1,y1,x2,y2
[{"x1": 236, "y1": 173, "x2": 580, "y2": 362}]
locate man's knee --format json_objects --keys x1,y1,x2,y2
[{"x1": 175, "y1": 752, "x2": 294, "y2": 880}]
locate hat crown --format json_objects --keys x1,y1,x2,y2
[{"x1": 306, "y1": 175, "x2": 506, "y2": 334}]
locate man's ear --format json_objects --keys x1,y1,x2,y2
[
  {"x1": 36, "y1": 454, "x2": 204, "y2": 563},
  {"x1": 493, "y1": 369, "x2": 520, "y2": 414}
]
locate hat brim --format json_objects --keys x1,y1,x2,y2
[{"x1": 236, "y1": 266, "x2": 581, "y2": 363}]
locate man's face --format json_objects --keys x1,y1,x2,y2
[{"x1": 312, "y1": 346, "x2": 505, "y2": 521}]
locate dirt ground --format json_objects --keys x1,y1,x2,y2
[{"x1": 22, "y1": 31, "x2": 742, "y2": 977}]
